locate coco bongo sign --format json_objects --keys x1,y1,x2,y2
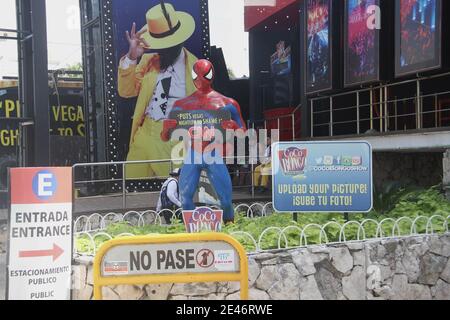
[
  {"x1": 278, "y1": 147, "x2": 308, "y2": 175},
  {"x1": 182, "y1": 207, "x2": 223, "y2": 233}
]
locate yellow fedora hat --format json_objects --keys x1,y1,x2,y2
[{"x1": 139, "y1": 2, "x2": 196, "y2": 50}]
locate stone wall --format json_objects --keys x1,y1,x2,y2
[
  {"x1": 373, "y1": 152, "x2": 443, "y2": 190},
  {"x1": 72, "y1": 234, "x2": 450, "y2": 300}
]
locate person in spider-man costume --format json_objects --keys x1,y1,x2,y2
[{"x1": 161, "y1": 59, "x2": 246, "y2": 223}]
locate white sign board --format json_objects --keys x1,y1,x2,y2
[
  {"x1": 7, "y1": 168, "x2": 72, "y2": 300},
  {"x1": 101, "y1": 241, "x2": 240, "y2": 277}
]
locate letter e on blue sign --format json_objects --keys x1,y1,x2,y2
[{"x1": 32, "y1": 170, "x2": 57, "y2": 200}]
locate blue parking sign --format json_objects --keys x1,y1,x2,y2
[{"x1": 272, "y1": 141, "x2": 373, "y2": 213}]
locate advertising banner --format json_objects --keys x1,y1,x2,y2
[
  {"x1": 7, "y1": 167, "x2": 73, "y2": 300},
  {"x1": 0, "y1": 85, "x2": 86, "y2": 190},
  {"x1": 395, "y1": 0, "x2": 442, "y2": 77},
  {"x1": 305, "y1": 0, "x2": 332, "y2": 94},
  {"x1": 0, "y1": 87, "x2": 20, "y2": 192},
  {"x1": 0, "y1": 86, "x2": 85, "y2": 139},
  {"x1": 48, "y1": 92, "x2": 85, "y2": 138},
  {"x1": 271, "y1": 41, "x2": 292, "y2": 77},
  {"x1": 111, "y1": 0, "x2": 208, "y2": 180},
  {"x1": 272, "y1": 141, "x2": 373, "y2": 213},
  {"x1": 344, "y1": 0, "x2": 380, "y2": 86}
]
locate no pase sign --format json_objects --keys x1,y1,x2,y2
[{"x1": 93, "y1": 233, "x2": 249, "y2": 300}]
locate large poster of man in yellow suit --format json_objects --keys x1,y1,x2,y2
[{"x1": 114, "y1": 0, "x2": 206, "y2": 179}]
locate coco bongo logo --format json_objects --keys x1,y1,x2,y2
[
  {"x1": 278, "y1": 147, "x2": 308, "y2": 176},
  {"x1": 182, "y1": 207, "x2": 223, "y2": 233}
]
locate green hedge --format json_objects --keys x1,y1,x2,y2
[{"x1": 76, "y1": 187, "x2": 450, "y2": 253}]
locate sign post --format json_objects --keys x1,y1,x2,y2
[
  {"x1": 7, "y1": 167, "x2": 73, "y2": 300},
  {"x1": 93, "y1": 233, "x2": 248, "y2": 300},
  {"x1": 272, "y1": 141, "x2": 373, "y2": 213}
]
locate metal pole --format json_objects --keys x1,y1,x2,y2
[
  {"x1": 122, "y1": 163, "x2": 126, "y2": 209},
  {"x1": 72, "y1": 165, "x2": 76, "y2": 202},
  {"x1": 416, "y1": 79, "x2": 421, "y2": 130},
  {"x1": 370, "y1": 89, "x2": 374, "y2": 130},
  {"x1": 310, "y1": 100, "x2": 314, "y2": 138},
  {"x1": 169, "y1": 160, "x2": 174, "y2": 175},
  {"x1": 330, "y1": 97, "x2": 333, "y2": 137},
  {"x1": 251, "y1": 162, "x2": 255, "y2": 199},
  {"x1": 277, "y1": 117, "x2": 281, "y2": 141},
  {"x1": 379, "y1": 87, "x2": 383, "y2": 133},
  {"x1": 18, "y1": 123, "x2": 24, "y2": 167},
  {"x1": 435, "y1": 94, "x2": 439, "y2": 128},
  {"x1": 30, "y1": 0, "x2": 50, "y2": 166},
  {"x1": 356, "y1": 91, "x2": 360, "y2": 135},
  {"x1": 385, "y1": 86, "x2": 388, "y2": 132},
  {"x1": 394, "y1": 97, "x2": 398, "y2": 131},
  {"x1": 291, "y1": 114, "x2": 295, "y2": 141}
]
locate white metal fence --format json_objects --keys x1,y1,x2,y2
[{"x1": 73, "y1": 203, "x2": 450, "y2": 256}]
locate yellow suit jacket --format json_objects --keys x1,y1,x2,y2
[{"x1": 118, "y1": 48, "x2": 198, "y2": 145}]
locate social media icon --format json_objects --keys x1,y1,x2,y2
[
  {"x1": 334, "y1": 156, "x2": 341, "y2": 165},
  {"x1": 352, "y1": 156, "x2": 362, "y2": 166},
  {"x1": 323, "y1": 156, "x2": 334, "y2": 166},
  {"x1": 342, "y1": 156, "x2": 353, "y2": 166}
]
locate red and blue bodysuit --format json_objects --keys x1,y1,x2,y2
[{"x1": 161, "y1": 59, "x2": 246, "y2": 223}]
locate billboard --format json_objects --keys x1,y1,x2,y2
[
  {"x1": 0, "y1": 84, "x2": 85, "y2": 192},
  {"x1": 109, "y1": 0, "x2": 209, "y2": 180},
  {"x1": 305, "y1": 0, "x2": 332, "y2": 94},
  {"x1": 271, "y1": 41, "x2": 292, "y2": 76},
  {"x1": 272, "y1": 141, "x2": 373, "y2": 213},
  {"x1": 0, "y1": 87, "x2": 20, "y2": 192},
  {"x1": 344, "y1": 0, "x2": 380, "y2": 86},
  {"x1": 395, "y1": 0, "x2": 442, "y2": 77}
]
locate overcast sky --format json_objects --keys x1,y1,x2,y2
[{"x1": 0, "y1": 0, "x2": 249, "y2": 78}]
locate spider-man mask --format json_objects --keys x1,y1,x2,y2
[{"x1": 192, "y1": 59, "x2": 214, "y2": 92}]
